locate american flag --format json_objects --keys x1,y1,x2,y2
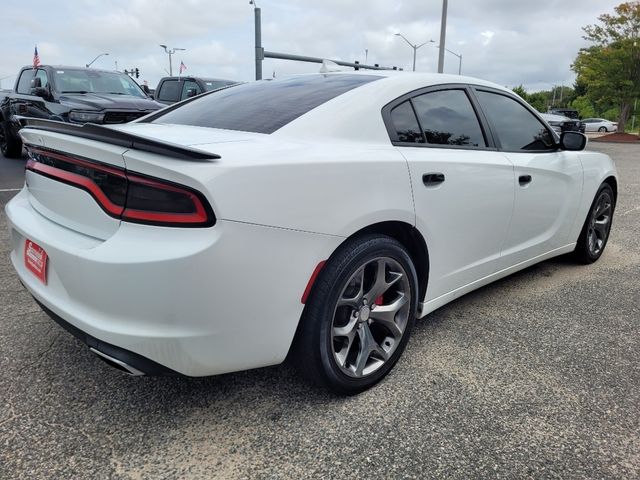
[
  {"x1": 33, "y1": 45, "x2": 40, "y2": 67},
  {"x1": 179, "y1": 61, "x2": 187, "y2": 75}
]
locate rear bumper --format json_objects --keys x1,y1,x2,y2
[
  {"x1": 34, "y1": 297, "x2": 179, "y2": 376},
  {"x1": 6, "y1": 187, "x2": 341, "y2": 376}
]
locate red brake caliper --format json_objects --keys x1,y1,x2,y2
[{"x1": 374, "y1": 296, "x2": 384, "y2": 305}]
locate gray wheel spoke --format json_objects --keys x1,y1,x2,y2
[
  {"x1": 594, "y1": 219, "x2": 608, "y2": 237},
  {"x1": 334, "y1": 327, "x2": 357, "y2": 368},
  {"x1": 369, "y1": 294, "x2": 407, "y2": 338},
  {"x1": 364, "y1": 259, "x2": 402, "y2": 303},
  {"x1": 594, "y1": 201, "x2": 610, "y2": 218},
  {"x1": 337, "y1": 267, "x2": 365, "y2": 308},
  {"x1": 354, "y1": 323, "x2": 388, "y2": 376},
  {"x1": 333, "y1": 315, "x2": 358, "y2": 338}
]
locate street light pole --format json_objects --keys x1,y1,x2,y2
[
  {"x1": 437, "y1": 0, "x2": 448, "y2": 73},
  {"x1": 394, "y1": 33, "x2": 433, "y2": 71},
  {"x1": 159, "y1": 45, "x2": 186, "y2": 77},
  {"x1": 86, "y1": 53, "x2": 109, "y2": 68},
  {"x1": 250, "y1": 0, "x2": 263, "y2": 80}
]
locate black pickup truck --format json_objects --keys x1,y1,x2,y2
[
  {"x1": 0, "y1": 65, "x2": 163, "y2": 157},
  {"x1": 549, "y1": 108, "x2": 586, "y2": 133},
  {"x1": 154, "y1": 76, "x2": 239, "y2": 105}
]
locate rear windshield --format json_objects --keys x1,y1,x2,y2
[{"x1": 150, "y1": 74, "x2": 381, "y2": 134}]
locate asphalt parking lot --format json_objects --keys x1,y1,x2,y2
[{"x1": 1, "y1": 143, "x2": 638, "y2": 479}]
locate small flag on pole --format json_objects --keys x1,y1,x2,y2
[
  {"x1": 179, "y1": 61, "x2": 187, "y2": 75},
  {"x1": 33, "y1": 45, "x2": 41, "y2": 67}
]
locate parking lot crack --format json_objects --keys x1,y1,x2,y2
[{"x1": 26, "y1": 331, "x2": 61, "y2": 368}]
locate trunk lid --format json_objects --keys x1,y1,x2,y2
[
  {"x1": 21, "y1": 128, "x2": 128, "y2": 240},
  {"x1": 18, "y1": 121, "x2": 261, "y2": 239}
]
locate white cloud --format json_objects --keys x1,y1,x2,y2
[{"x1": 480, "y1": 31, "x2": 495, "y2": 46}]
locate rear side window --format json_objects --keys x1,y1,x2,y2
[
  {"x1": 203, "y1": 80, "x2": 237, "y2": 91},
  {"x1": 157, "y1": 80, "x2": 181, "y2": 102},
  {"x1": 390, "y1": 101, "x2": 424, "y2": 143},
  {"x1": 151, "y1": 74, "x2": 381, "y2": 134},
  {"x1": 16, "y1": 69, "x2": 35, "y2": 94},
  {"x1": 412, "y1": 90, "x2": 486, "y2": 147},
  {"x1": 181, "y1": 80, "x2": 201, "y2": 100},
  {"x1": 475, "y1": 90, "x2": 555, "y2": 151}
]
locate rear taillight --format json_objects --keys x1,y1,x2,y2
[
  {"x1": 122, "y1": 173, "x2": 212, "y2": 226},
  {"x1": 25, "y1": 146, "x2": 215, "y2": 228}
]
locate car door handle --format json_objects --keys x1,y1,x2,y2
[
  {"x1": 423, "y1": 173, "x2": 445, "y2": 186},
  {"x1": 518, "y1": 175, "x2": 532, "y2": 186}
]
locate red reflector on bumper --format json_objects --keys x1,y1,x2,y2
[{"x1": 301, "y1": 261, "x2": 326, "y2": 304}]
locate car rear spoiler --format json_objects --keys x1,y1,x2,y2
[{"x1": 18, "y1": 117, "x2": 220, "y2": 161}]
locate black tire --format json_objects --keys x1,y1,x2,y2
[
  {"x1": 598, "y1": 126, "x2": 607, "y2": 133},
  {"x1": 0, "y1": 120, "x2": 23, "y2": 158},
  {"x1": 574, "y1": 184, "x2": 615, "y2": 264},
  {"x1": 293, "y1": 234, "x2": 419, "y2": 395}
]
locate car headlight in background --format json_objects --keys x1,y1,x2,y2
[
  {"x1": 548, "y1": 121, "x2": 562, "y2": 127},
  {"x1": 68, "y1": 111, "x2": 105, "y2": 123}
]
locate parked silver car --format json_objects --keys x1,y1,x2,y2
[{"x1": 582, "y1": 118, "x2": 618, "y2": 133}]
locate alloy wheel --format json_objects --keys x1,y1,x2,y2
[
  {"x1": 587, "y1": 191, "x2": 613, "y2": 256},
  {"x1": 331, "y1": 257, "x2": 411, "y2": 378}
]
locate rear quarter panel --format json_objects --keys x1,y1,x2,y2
[
  {"x1": 193, "y1": 139, "x2": 416, "y2": 237},
  {"x1": 570, "y1": 149, "x2": 618, "y2": 241}
]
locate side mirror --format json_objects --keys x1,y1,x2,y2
[
  {"x1": 32, "y1": 87, "x2": 48, "y2": 98},
  {"x1": 29, "y1": 77, "x2": 49, "y2": 98},
  {"x1": 559, "y1": 131, "x2": 587, "y2": 151},
  {"x1": 186, "y1": 88, "x2": 198, "y2": 98}
]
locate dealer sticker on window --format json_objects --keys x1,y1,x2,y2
[{"x1": 24, "y1": 239, "x2": 48, "y2": 284}]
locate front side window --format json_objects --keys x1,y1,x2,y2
[
  {"x1": 475, "y1": 90, "x2": 555, "y2": 151},
  {"x1": 390, "y1": 101, "x2": 424, "y2": 143},
  {"x1": 16, "y1": 69, "x2": 34, "y2": 94},
  {"x1": 157, "y1": 80, "x2": 181, "y2": 102},
  {"x1": 411, "y1": 90, "x2": 486, "y2": 147}
]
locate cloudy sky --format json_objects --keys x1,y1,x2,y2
[{"x1": 1, "y1": 0, "x2": 621, "y2": 92}]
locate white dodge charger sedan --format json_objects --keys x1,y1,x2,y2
[{"x1": 6, "y1": 72, "x2": 617, "y2": 394}]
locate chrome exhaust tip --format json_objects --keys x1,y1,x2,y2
[{"x1": 90, "y1": 347, "x2": 146, "y2": 376}]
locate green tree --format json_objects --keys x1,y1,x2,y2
[
  {"x1": 572, "y1": 2, "x2": 640, "y2": 132},
  {"x1": 512, "y1": 84, "x2": 529, "y2": 101},
  {"x1": 570, "y1": 96, "x2": 598, "y2": 118},
  {"x1": 528, "y1": 91, "x2": 550, "y2": 112}
]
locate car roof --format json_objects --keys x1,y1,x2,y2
[
  {"x1": 274, "y1": 72, "x2": 518, "y2": 143},
  {"x1": 23, "y1": 65, "x2": 120, "y2": 72},
  {"x1": 303, "y1": 70, "x2": 513, "y2": 93}
]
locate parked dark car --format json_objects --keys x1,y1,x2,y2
[
  {"x1": 154, "y1": 76, "x2": 239, "y2": 105},
  {"x1": 549, "y1": 108, "x2": 586, "y2": 133},
  {"x1": 0, "y1": 65, "x2": 163, "y2": 157}
]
